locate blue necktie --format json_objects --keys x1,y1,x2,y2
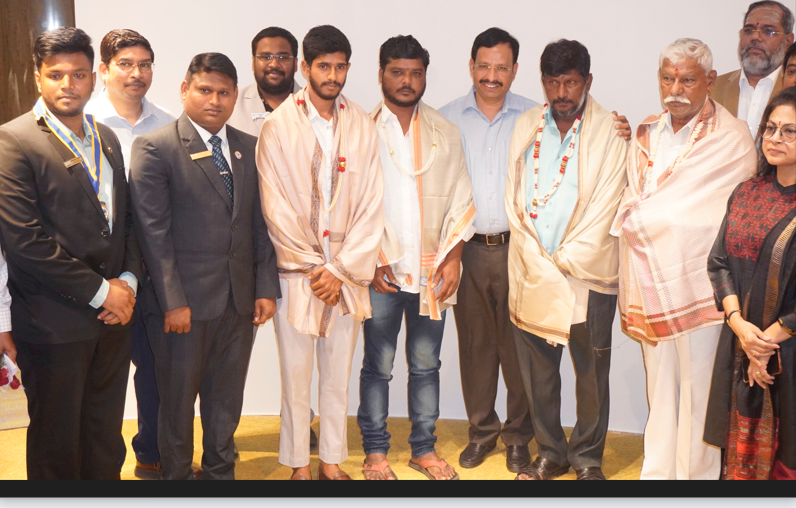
[{"x1": 209, "y1": 135, "x2": 234, "y2": 205}]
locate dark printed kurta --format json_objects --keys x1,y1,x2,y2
[{"x1": 705, "y1": 175, "x2": 796, "y2": 479}]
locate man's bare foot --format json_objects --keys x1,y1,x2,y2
[
  {"x1": 363, "y1": 453, "x2": 398, "y2": 480},
  {"x1": 291, "y1": 465, "x2": 312, "y2": 480},
  {"x1": 410, "y1": 451, "x2": 457, "y2": 480}
]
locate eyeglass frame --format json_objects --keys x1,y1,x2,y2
[
  {"x1": 112, "y1": 60, "x2": 155, "y2": 73},
  {"x1": 760, "y1": 122, "x2": 796, "y2": 143},
  {"x1": 738, "y1": 27, "x2": 789, "y2": 38},
  {"x1": 254, "y1": 54, "x2": 296, "y2": 63},
  {"x1": 472, "y1": 63, "x2": 513, "y2": 75}
]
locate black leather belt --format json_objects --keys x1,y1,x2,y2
[{"x1": 472, "y1": 232, "x2": 510, "y2": 245}]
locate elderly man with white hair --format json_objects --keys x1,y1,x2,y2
[{"x1": 611, "y1": 38, "x2": 757, "y2": 480}]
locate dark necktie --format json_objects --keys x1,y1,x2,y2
[{"x1": 209, "y1": 135, "x2": 234, "y2": 204}]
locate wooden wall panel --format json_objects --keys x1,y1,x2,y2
[{"x1": 1, "y1": 0, "x2": 75, "y2": 124}]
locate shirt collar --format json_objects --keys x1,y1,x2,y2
[
  {"x1": 188, "y1": 116, "x2": 228, "y2": 146},
  {"x1": 463, "y1": 85, "x2": 523, "y2": 119},
  {"x1": 663, "y1": 107, "x2": 700, "y2": 137},
  {"x1": 739, "y1": 66, "x2": 781, "y2": 87},
  {"x1": 381, "y1": 102, "x2": 417, "y2": 131},
  {"x1": 306, "y1": 96, "x2": 333, "y2": 125}
]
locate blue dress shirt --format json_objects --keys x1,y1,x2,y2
[
  {"x1": 439, "y1": 87, "x2": 537, "y2": 234},
  {"x1": 525, "y1": 107, "x2": 580, "y2": 255}
]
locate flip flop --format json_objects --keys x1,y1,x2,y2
[
  {"x1": 408, "y1": 457, "x2": 460, "y2": 480},
  {"x1": 362, "y1": 459, "x2": 399, "y2": 480}
]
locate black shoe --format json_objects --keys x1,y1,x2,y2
[
  {"x1": 310, "y1": 428, "x2": 318, "y2": 451},
  {"x1": 506, "y1": 445, "x2": 531, "y2": 473},
  {"x1": 514, "y1": 456, "x2": 570, "y2": 480},
  {"x1": 575, "y1": 466, "x2": 606, "y2": 480},
  {"x1": 458, "y1": 443, "x2": 496, "y2": 469}
]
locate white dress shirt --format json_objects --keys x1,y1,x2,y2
[
  {"x1": 188, "y1": 117, "x2": 233, "y2": 169},
  {"x1": 650, "y1": 111, "x2": 701, "y2": 190},
  {"x1": 738, "y1": 67, "x2": 781, "y2": 135},
  {"x1": 377, "y1": 103, "x2": 422, "y2": 294},
  {"x1": 0, "y1": 247, "x2": 11, "y2": 333},
  {"x1": 306, "y1": 99, "x2": 334, "y2": 260},
  {"x1": 85, "y1": 89, "x2": 175, "y2": 176}
]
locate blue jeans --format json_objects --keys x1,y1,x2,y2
[{"x1": 358, "y1": 288, "x2": 446, "y2": 458}]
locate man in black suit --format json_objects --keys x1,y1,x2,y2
[
  {"x1": 0, "y1": 27, "x2": 140, "y2": 480},
  {"x1": 129, "y1": 53, "x2": 280, "y2": 480}
]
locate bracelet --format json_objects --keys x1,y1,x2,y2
[
  {"x1": 726, "y1": 309, "x2": 741, "y2": 323},
  {"x1": 778, "y1": 318, "x2": 796, "y2": 336}
]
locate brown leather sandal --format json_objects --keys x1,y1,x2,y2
[
  {"x1": 408, "y1": 457, "x2": 460, "y2": 480},
  {"x1": 363, "y1": 459, "x2": 399, "y2": 480},
  {"x1": 318, "y1": 468, "x2": 352, "y2": 480}
]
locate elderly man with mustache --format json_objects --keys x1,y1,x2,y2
[
  {"x1": 611, "y1": 38, "x2": 757, "y2": 480},
  {"x1": 713, "y1": 1, "x2": 794, "y2": 135}
]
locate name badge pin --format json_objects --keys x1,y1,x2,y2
[
  {"x1": 235, "y1": 151, "x2": 242, "y2": 160},
  {"x1": 190, "y1": 150, "x2": 212, "y2": 160},
  {"x1": 64, "y1": 156, "x2": 83, "y2": 168}
]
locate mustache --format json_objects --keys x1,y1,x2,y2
[
  {"x1": 125, "y1": 79, "x2": 146, "y2": 87},
  {"x1": 552, "y1": 98, "x2": 575, "y2": 106},
  {"x1": 396, "y1": 85, "x2": 416, "y2": 94},
  {"x1": 265, "y1": 68, "x2": 286, "y2": 77},
  {"x1": 321, "y1": 80, "x2": 343, "y2": 88},
  {"x1": 664, "y1": 94, "x2": 691, "y2": 105},
  {"x1": 742, "y1": 41, "x2": 770, "y2": 57},
  {"x1": 479, "y1": 79, "x2": 504, "y2": 87}
]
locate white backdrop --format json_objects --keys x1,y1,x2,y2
[{"x1": 76, "y1": 0, "x2": 756, "y2": 434}]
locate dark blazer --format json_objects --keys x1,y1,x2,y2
[
  {"x1": 0, "y1": 112, "x2": 142, "y2": 344},
  {"x1": 129, "y1": 113, "x2": 279, "y2": 321}
]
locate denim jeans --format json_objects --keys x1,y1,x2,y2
[{"x1": 358, "y1": 288, "x2": 446, "y2": 458}]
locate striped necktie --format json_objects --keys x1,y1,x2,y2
[{"x1": 209, "y1": 135, "x2": 234, "y2": 204}]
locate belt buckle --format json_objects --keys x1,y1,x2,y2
[{"x1": 485, "y1": 233, "x2": 501, "y2": 246}]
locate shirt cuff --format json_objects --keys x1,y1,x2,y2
[
  {"x1": 89, "y1": 279, "x2": 110, "y2": 309},
  {"x1": 119, "y1": 272, "x2": 138, "y2": 297}
]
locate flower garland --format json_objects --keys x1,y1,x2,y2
[
  {"x1": 380, "y1": 109, "x2": 437, "y2": 177},
  {"x1": 641, "y1": 103, "x2": 707, "y2": 196},
  {"x1": 529, "y1": 104, "x2": 582, "y2": 220}
]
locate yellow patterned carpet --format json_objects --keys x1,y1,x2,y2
[{"x1": 0, "y1": 415, "x2": 643, "y2": 480}]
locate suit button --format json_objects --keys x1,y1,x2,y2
[
  {"x1": 231, "y1": 224, "x2": 236, "y2": 231},
  {"x1": 229, "y1": 253, "x2": 234, "y2": 259},
  {"x1": 100, "y1": 263, "x2": 106, "y2": 269},
  {"x1": 101, "y1": 230, "x2": 109, "y2": 237}
]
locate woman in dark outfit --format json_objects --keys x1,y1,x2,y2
[{"x1": 705, "y1": 87, "x2": 796, "y2": 480}]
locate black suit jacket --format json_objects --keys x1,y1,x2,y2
[
  {"x1": 129, "y1": 113, "x2": 279, "y2": 320},
  {"x1": 0, "y1": 112, "x2": 142, "y2": 344}
]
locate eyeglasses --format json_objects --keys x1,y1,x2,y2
[
  {"x1": 473, "y1": 63, "x2": 512, "y2": 74},
  {"x1": 255, "y1": 54, "x2": 295, "y2": 63},
  {"x1": 113, "y1": 61, "x2": 154, "y2": 73},
  {"x1": 761, "y1": 123, "x2": 796, "y2": 143},
  {"x1": 739, "y1": 27, "x2": 788, "y2": 38}
]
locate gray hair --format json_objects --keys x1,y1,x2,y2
[
  {"x1": 659, "y1": 38, "x2": 713, "y2": 75},
  {"x1": 744, "y1": 1, "x2": 794, "y2": 34}
]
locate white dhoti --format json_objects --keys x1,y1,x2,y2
[
  {"x1": 274, "y1": 280, "x2": 361, "y2": 468},
  {"x1": 640, "y1": 324, "x2": 722, "y2": 480}
]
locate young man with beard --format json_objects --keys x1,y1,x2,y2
[
  {"x1": 84, "y1": 28, "x2": 180, "y2": 480},
  {"x1": 227, "y1": 27, "x2": 302, "y2": 137},
  {"x1": 256, "y1": 25, "x2": 384, "y2": 481},
  {"x1": 358, "y1": 35, "x2": 475, "y2": 481},
  {"x1": 506, "y1": 39, "x2": 629, "y2": 481},
  {"x1": 713, "y1": 1, "x2": 794, "y2": 135}
]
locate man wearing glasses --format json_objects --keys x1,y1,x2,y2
[
  {"x1": 712, "y1": 1, "x2": 794, "y2": 136},
  {"x1": 228, "y1": 27, "x2": 302, "y2": 137},
  {"x1": 85, "y1": 28, "x2": 177, "y2": 480}
]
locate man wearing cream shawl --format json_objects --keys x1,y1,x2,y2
[
  {"x1": 256, "y1": 25, "x2": 384, "y2": 481},
  {"x1": 507, "y1": 40, "x2": 628, "y2": 481},
  {"x1": 611, "y1": 39, "x2": 756, "y2": 479},
  {"x1": 357, "y1": 36, "x2": 475, "y2": 481}
]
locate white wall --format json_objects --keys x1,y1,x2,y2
[{"x1": 78, "y1": 0, "x2": 756, "y2": 434}]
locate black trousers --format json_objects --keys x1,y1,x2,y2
[
  {"x1": 145, "y1": 296, "x2": 254, "y2": 480},
  {"x1": 16, "y1": 328, "x2": 132, "y2": 480},
  {"x1": 513, "y1": 290, "x2": 616, "y2": 470},
  {"x1": 453, "y1": 241, "x2": 534, "y2": 447}
]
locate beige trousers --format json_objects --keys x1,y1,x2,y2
[
  {"x1": 640, "y1": 324, "x2": 722, "y2": 480},
  {"x1": 273, "y1": 280, "x2": 360, "y2": 468}
]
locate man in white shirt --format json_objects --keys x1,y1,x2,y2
[
  {"x1": 84, "y1": 29, "x2": 176, "y2": 480},
  {"x1": 713, "y1": 1, "x2": 794, "y2": 135},
  {"x1": 227, "y1": 27, "x2": 303, "y2": 137},
  {"x1": 0, "y1": 248, "x2": 13, "y2": 369},
  {"x1": 359, "y1": 35, "x2": 475, "y2": 481}
]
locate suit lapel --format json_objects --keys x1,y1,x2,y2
[
  {"x1": 39, "y1": 119, "x2": 106, "y2": 219},
  {"x1": 178, "y1": 114, "x2": 233, "y2": 210},
  {"x1": 101, "y1": 136, "x2": 123, "y2": 229},
  {"x1": 726, "y1": 70, "x2": 741, "y2": 117},
  {"x1": 226, "y1": 126, "x2": 244, "y2": 220}
]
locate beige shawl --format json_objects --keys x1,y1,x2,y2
[
  {"x1": 371, "y1": 101, "x2": 476, "y2": 320},
  {"x1": 256, "y1": 89, "x2": 384, "y2": 337},
  {"x1": 610, "y1": 99, "x2": 756, "y2": 345},
  {"x1": 506, "y1": 96, "x2": 629, "y2": 345}
]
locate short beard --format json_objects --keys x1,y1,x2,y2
[
  {"x1": 308, "y1": 75, "x2": 345, "y2": 101},
  {"x1": 43, "y1": 96, "x2": 85, "y2": 118},
  {"x1": 549, "y1": 90, "x2": 588, "y2": 119},
  {"x1": 738, "y1": 38, "x2": 789, "y2": 76},
  {"x1": 256, "y1": 69, "x2": 294, "y2": 96},
  {"x1": 382, "y1": 82, "x2": 426, "y2": 108}
]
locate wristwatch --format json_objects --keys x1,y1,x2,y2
[{"x1": 779, "y1": 318, "x2": 796, "y2": 336}]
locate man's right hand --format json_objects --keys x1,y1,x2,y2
[
  {"x1": 371, "y1": 265, "x2": 399, "y2": 294},
  {"x1": 164, "y1": 306, "x2": 191, "y2": 334},
  {"x1": 100, "y1": 279, "x2": 136, "y2": 325}
]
